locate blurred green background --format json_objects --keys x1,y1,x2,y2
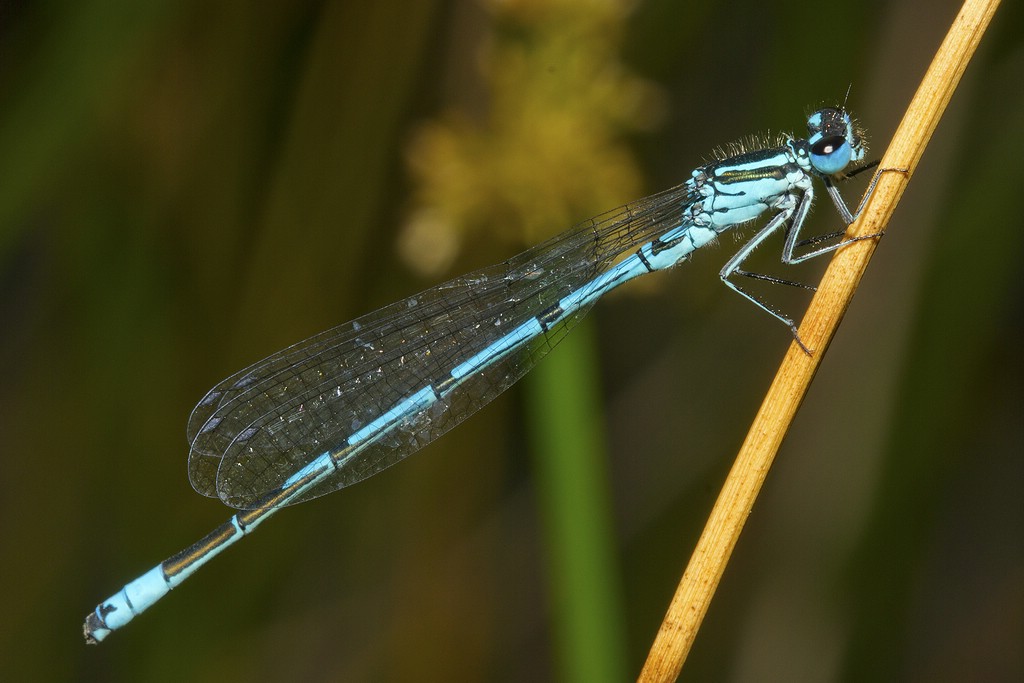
[{"x1": 1, "y1": 0, "x2": 1020, "y2": 680}]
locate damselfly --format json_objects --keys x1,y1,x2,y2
[{"x1": 84, "y1": 106, "x2": 879, "y2": 643}]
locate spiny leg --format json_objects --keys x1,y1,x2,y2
[
  {"x1": 719, "y1": 195, "x2": 815, "y2": 353},
  {"x1": 785, "y1": 165, "x2": 908, "y2": 264}
]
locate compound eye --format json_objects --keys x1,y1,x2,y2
[{"x1": 810, "y1": 134, "x2": 852, "y2": 175}]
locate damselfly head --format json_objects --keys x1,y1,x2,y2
[{"x1": 805, "y1": 108, "x2": 867, "y2": 176}]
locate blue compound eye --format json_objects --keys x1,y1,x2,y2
[{"x1": 810, "y1": 134, "x2": 852, "y2": 175}]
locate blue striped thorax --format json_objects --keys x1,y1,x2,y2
[{"x1": 682, "y1": 108, "x2": 865, "y2": 236}]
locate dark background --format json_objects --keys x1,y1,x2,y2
[{"x1": 1, "y1": 0, "x2": 1020, "y2": 680}]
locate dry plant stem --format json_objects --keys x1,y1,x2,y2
[{"x1": 637, "y1": 0, "x2": 1002, "y2": 680}]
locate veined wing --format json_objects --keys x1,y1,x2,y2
[{"x1": 186, "y1": 182, "x2": 694, "y2": 509}]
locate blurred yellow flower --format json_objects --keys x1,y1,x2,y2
[{"x1": 401, "y1": 0, "x2": 665, "y2": 276}]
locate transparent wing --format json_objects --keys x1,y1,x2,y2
[{"x1": 187, "y1": 182, "x2": 694, "y2": 509}]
